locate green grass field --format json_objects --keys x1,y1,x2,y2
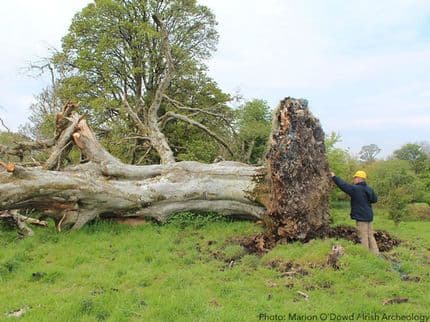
[{"x1": 1, "y1": 204, "x2": 429, "y2": 321}]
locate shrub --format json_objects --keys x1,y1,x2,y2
[
  {"x1": 404, "y1": 203, "x2": 430, "y2": 221},
  {"x1": 325, "y1": 132, "x2": 358, "y2": 201},
  {"x1": 365, "y1": 160, "x2": 419, "y2": 199},
  {"x1": 420, "y1": 192, "x2": 430, "y2": 205}
]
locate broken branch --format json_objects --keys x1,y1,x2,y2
[
  {"x1": 44, "y1": 113, "x2": 81, "y2": 170},
  {"x1": 0, "y1": 160, "x2": 16, "y2": 172}
]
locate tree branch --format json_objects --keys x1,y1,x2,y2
[
  {"x1": 163, "y1": 95, "x2": 237, "y2": 135},
  {"x1": 44, "y1": 114, "x2": 81, "y2": 170},
  {"x1": 163, "y1": 111, "x2": 234, "y2": 156},
  {"x1": 0, "y1": 211, "x2": 48, "y2": 227},
  {"x1": 148, "y1": 15, "x2": 175, "y2": 119},
  {"x1": 137, "y1": 146, "x2": 153, "y2": 165},
  {"x1": 122, "y1": 98, "x2": 148, "y2": 136},
  {"x1": 0, "y1": 116, "x2": 10, "y2": 132},
  {"x1": 163, "y1": 94, "x2": 228, "y2": 120},
  {"x1": 0, "y1": 210, "x2": 34, "y2": 237},
  {"x1": 122, "y1": 135, "x2": 152, "y2": 141},
  {"x1": 158, "y1": 111, "x2": 200, "y2": 130},
  {"x1": 0, "y1": 139, "x2": 55, "y2": 160}
]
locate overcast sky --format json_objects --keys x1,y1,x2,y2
[{"x1": 1, "y1": 0, "x2": 429, "y2": 157}]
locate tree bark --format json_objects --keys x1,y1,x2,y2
[{"x1": 0, "y1": 161, "x2": 267, "y2": 230}]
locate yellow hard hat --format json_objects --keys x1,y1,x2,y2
[{"x1": 353, "y1": 170, "x2": 367, "y2": 179}]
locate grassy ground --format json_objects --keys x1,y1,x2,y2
[{"x1": 1, "y1": 205, "x2": 429, "y2": 321}]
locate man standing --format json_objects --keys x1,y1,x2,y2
[{"x1": 331, "y1": 171, "x2": 379, "y2": 254}]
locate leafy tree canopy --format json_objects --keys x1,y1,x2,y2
[
  {"x1": 29, "y1": 0, "x2": 237, "y2": 164},
  {"x1": 54, "y1": 0, "x2": 218, "y2": 114},
  {"x1": 235, "y1": 99, "x2": 272, "y2": 164},
  {"x1": 393, "y1": 143, "x2": 428, "y2": 174}
]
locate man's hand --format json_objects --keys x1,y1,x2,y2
[{"x1": 330, "y1": 171, "x2": 335, "y2": 177}]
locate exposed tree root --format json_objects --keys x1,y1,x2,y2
[{"x1": 242, "y1": 98, "x2": 332, "y2": 251}]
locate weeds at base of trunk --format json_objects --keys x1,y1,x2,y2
[{"x1": 162, "y1": 211, "x2": 237, "y2": 229}]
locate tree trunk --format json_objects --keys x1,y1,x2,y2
[
  {"x1": 0, "y1": 160, "x2": 267, "y2": 230},
  {"x1": 147, "y1": 117, "x2": 176, "y2": 164},
  {"x1": 0, "y1": 98, "x2": 327, "y2": 237}
]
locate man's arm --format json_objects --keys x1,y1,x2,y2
[
  {"x1": 331, "y1": 175, "x2": 355, "y2": 196},
  {"x1": 369, "y1": 189, "x2": 378, "y2": 203}
]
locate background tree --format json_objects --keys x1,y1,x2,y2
[
  {"x1": 45, "y1": 0, "x2": 232, "y2": 164},
  {"x1": 325, "y1": 138, "x2": 430, "y2": 224},
  {"x1": 393, "y1": 143, "x2": 428, "y2": 174},
  {"x1": 235, "y1": 99, "x2": 272, "y2": 164},
  {"x1": 365, "y1": 159, "x2": 423, "y2": 225},
  {"x1": 418, "y1": 141, "x2": 430, "y2": 154},
  {"x1": 359, "y1": 143, "x2": 381, "y2": 163},
  {"x1": 325, "y1": 132, "x2": 357, "y2": 201}
]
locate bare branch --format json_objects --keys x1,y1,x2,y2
[
  {"x1": 0, "y1": 210, "x2": 34, "y2": 237},
  {"x1": 122, "y1": 98, "x2": 149, "y2": 136},
  {"x1": 157, "y1": 114, "x2": 175, "y2": 130},
  {"x1": 20, "y1": 161, "x2": 42, "y2": 167},
  {"x1": 163, "y1": 95, "x2": 237, "y2": 135},
  {"x1": 0, "y1": 211, "x2": 48, "y2": 227},
  {"x1": 0, "y1": 139, "x2": 55, "y2": 161},
  {"x1": 0, "y1": 116, "x2": 11, "y2": 132},
  {"x1": 0, "y1": 144, "x2": 15, "y2": 156},
  {"x1": 122, "y1": 135, "x2": 152, "y2": 141},
  {"x1": 163, "y1": 95, "x2": 228, "y2": 120},
  {"x1": 164, "y1": 111, "x2": 234, "y2": 156},
  {"x1": 137, "y1": 146, "x2": 153, "y2": 165},
  {"x1": 15, "y1": 139, "x2": 55, "y2": 153},
  {"x1": 158, "y1": 111, "x2": 199, "y2": 130},
  {"x1": 17, "y1": 138, "x2": 55, "y2": 149}
]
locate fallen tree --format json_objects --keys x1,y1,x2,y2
[
  {"x1": 0, "y1": 101, "x2": 269, "y2": 231},
  {"x1": 0, "y1": 98, "x2": 400, "y2": 251},
  {"x1": 0, "y1": 98, "x2": 329, "y2": 237}
]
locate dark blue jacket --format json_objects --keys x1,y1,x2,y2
[{"x1": 332, "y1": 176, "x2": 377, "y2": 222}]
